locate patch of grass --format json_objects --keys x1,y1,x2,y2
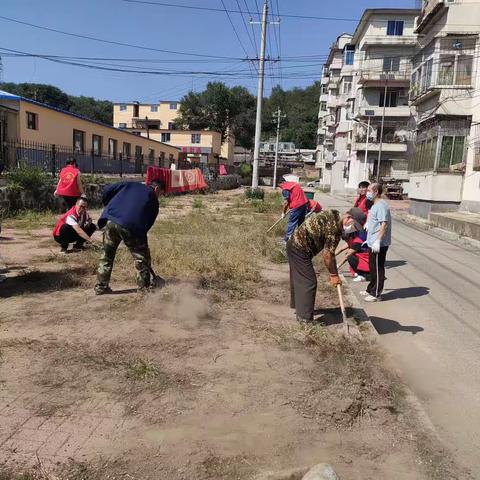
[
  {"x1": 244, "y1": 187, "x2": 265, "y2": 201},
  {"x1": 192, "y1": 198, "x2": 204, "y2": 209},
  {"x1": 126, "y1": 359, "x2": 160, "y2": 381},
  {"x1": 6, "y1": 210, "x2": 57, "y2": 229},
  {"x1": 159, "y1": 196, "x2": 169, "y2": 208}
]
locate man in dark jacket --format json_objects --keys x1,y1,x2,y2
[{"x1": 95, "y1": 180, "x2": 164, "y2": 295}]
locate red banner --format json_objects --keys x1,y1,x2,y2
[{"x1": 146, "y1": 167, "x2": 208, "y2": 194}]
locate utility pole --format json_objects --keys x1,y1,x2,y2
[
  {"x1": 0, "y1": 56, "x2": 3, "y2": 83},
  {"x1": 376, "y1": 75, "x2": 388, "y2": 182},
  {"x1": 251, "y1": 1, "x2": 269, "y2": 189},
  {"x1": 272, "y1": 107, "x2": 286, "y2": 188}
]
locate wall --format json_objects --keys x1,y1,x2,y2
[
  {"x1": 409, "y1": 172, "x2": 463, "y2": 202},
  {"x1": 113, "y1": 102, "x2": 180, "y2": 128},
  {"x1": 146, "y1": 130, "x2": 221, "y2": 153},
  {"x1": 17, "y1": 101, "x2": 179, "y2": 161}
]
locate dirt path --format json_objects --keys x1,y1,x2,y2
[{"x1": 0, "y1": 191, "x2": 466, "y2": 479}]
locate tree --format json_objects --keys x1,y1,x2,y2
[
  {"x1": 0, "y1": 82, "x2": 71, "y2": 110},
  {"x1": 176, "y1": 82, "x2": 256, "y2": 149},
  {"x1": 69, "y1": 96, "x2": 113, "y2": 125}
]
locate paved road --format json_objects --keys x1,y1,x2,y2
[{"x1": 317, "y1": 193, "x2": 480, "y2": 475}]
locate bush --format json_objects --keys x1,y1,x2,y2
[
  {"x1": 238, "y1": 163, "x2": 252, "y2": 178},
  {"x1": 7, "y1": 166, "x2": 53, "y2": 195},
  {"x1": 245, "y1": 187, "x2": 265, "y2": 201},
  {"x1": 192, "y1": 198, "x2": 204, "y2": 209}
]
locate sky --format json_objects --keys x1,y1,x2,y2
[{"x1": 0, "y1": 0, "x2": 415, "y2": 103}]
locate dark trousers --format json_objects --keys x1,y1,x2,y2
[
  {"x1": 347, "y1": 255, "x2": 369, "y2": 277},
  {"x1": 62, "y1": 196, "x2": 79, "y2": 210},
  {"x1": 54, "y1": 223, "x2": 96, "y2": 250},
  {"x1": 367, "y1": 246, "x2": 388, "y2": 298},
  {"x1": 287, "y1": 242, "x2": 316, "y2": 321}
]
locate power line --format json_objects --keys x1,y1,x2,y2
[
  {"x1": 0, "y1": 14, "x2": 243, "y2": 60},
  {"x1": 243, "y1": 0, "x2": 258, "y2": 53},
  {"x1": 219, "y1": 0, "x2": 250, "y2": 59},
  {"x1": 235, "y1": 0, "x2": 257, "y2": 54}
]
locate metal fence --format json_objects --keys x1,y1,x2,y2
[{"x1": 1, "y1": 139, "x2": 153, "y2": 176}]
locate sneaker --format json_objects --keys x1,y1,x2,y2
[
  {"x1": 353, "y1": 275, "x2": 366, "y2": 283},
  {"x1": 0, "y1": 274, "x2": 6, "y2": 284},
  {"x1": 352, "y1": 273, "x2": 358, "y2": 278},
  {"x1": 60, "y1": 248, "x2": 68, "y2": 255},
  {"x1": 72, "y1": 244, "x2": 85, "y2": 252},
  {"x1": 95, "y1": 286, "x2": 113, "y2": 296},
  {"x1": 296, "y1": 315, "x2": 314, "y2": 324},
  {"x1": 364, "y1": 294, "x2": 381, "y2": 303},
  {"x1": 359, "y1": 290, "x2": 369, "y2": 296}
]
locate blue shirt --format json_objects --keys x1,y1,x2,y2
[
  {"x1": 367, "y1": 199, "x2": 391, "y2": 247},
  {"x1": 98, "y1": 182, "x2": 159, "y2": 237}
]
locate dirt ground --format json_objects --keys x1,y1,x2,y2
[{"x1": 0, "y1": 190, "x2": 467, "y2": 479}]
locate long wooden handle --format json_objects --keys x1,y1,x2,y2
[
  {"x1": 266, "y1": 210, "x2": 289, "y2": 233},
  {"x1": 337, "y1": 284, "x2": 347, "y2": 320}
]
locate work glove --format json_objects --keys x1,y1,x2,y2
[
  {"x1": 371, "y1": 239, "x2": 381, "y2": 253},
  {"x1": 330, "y1": 274, "x2": 342, "y2": 287},
  {"x1": 281, "y1": 212, "x2": 286, "y2": 219}
]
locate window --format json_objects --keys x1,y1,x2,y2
[
  {"x1": 161, "y1": 133, "x2": 171, "y2": 142},
  {"x1": 148, "y1": 149, "x2": 155, "y2": 165},
  {"x1": 320, "y1": 101, "x2": 327, "y2": 112},
  {"x1": 123, "y1": 142, "x2": 131, "y2": 159},
  {"x1": 119, "y1": 104, "x2": 127, "y2": 111},
  {"x1": 321, "y1": 85, "x2": 328, "y2": 95},
  {"x1": 422, "y1": 58, "x2": 433, "y2": 90},
  {"x1": 119, "y1": 123, "x2": 127, "y2": 129},
  {"x1": 108, "y1": 138, "x2": 117, "y2": 158},
  {"x1": 169, "y1": 102, "x2": 178, "y2": 110},
  {"x1": 344, "y1": 46, "x2": 355, "y2": 66},
  {"x1": 92, "y1": 135, "x2": 102, "y2": 155},
  {"x1": 135, "y1": 145, "x2": 142, "y2": 159},
  {"x1": 438, "y1": 55, "x2": 455, "y2": 85},
  {"x1": 379, "y1": 89, "x2": 398, "y2": 107},
  {"x1": 168, "y1": 122, "x2": 175, "y2": 130},
  {"x1": 383, "y1": 56, "x2": 400, "y2": 72},
  {"x1": 151, "y1": 105, "x2": 158, "y2": 112},
  {"x1": 73, "y1": 129, "x2": 85, "y2": 153},
  {"x1": 26, "y1": 111, "x2": 38, "y2": 130},
  {"x1": 342, "y1": 76, "x2": 353, "y2": 95},
  {"x1": 456, "y1": 55, "x2": 473, "y2": 85},
  {"x1": 438, "y1": 136, "x2": 465, "y2": 169},
  {"x1": 387, "y1": 20, "x2": 404, "y2": 36},
  {"x1": 191, "y1": 133, "x2": 201, "y2": 144}
]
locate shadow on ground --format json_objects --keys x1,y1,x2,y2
[
  {"x1": 370, "y1": 316, "x2": 424, "y2": 335},
  {"x1": 382, "y1": 286, "x2": 430, "y2": 301},
  {"x1": 385, "y1": 260, "x2": 407, "y2": 269},
  {"x1": 0, "y1": 267, "x2": 91, "y2": 298}
]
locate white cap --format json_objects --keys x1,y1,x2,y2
[{"x1": 283, "y1": 174, "x2": 300, "y2": 183}]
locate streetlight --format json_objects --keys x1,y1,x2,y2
[{"x1": 353, "y1": 112, "x2": 375, "y2": 181}]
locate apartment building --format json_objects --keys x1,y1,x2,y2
[
  {"x1": 0, "y1": 90, "x2": 179, "y2": 172},
  {"x1": 113, "y1": 100, "x2": 234, "y2": 165},
  {"x1": 409, "y1": 0, "x2": 480, "y2": 217},
  {"x1": 316, "y1": 10, "x2": 419, "y2": 192}
]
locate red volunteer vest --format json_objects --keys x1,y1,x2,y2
[
  {"x1": 56, "y1": 165, "x2": 80, "y2": 197},
  {"x1": 308, "y1": 199, "x2": 322, "y2": 213},
  {"x1": 280, "y1": 182, "x2": 308, "y2": 210},
  {"x1": 347, "y1": 234, "x2": 370, "y2": 272},
  {"x1": 53, "y1": 206, "x2": 78, "y2": 237},
  {"x1": 354, "y1": 195, "x2": 369, "y2": 217}
]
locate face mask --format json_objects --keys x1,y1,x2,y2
[
  {"x1": 343, "y1": 224, "x2": 356, "y2": 235},
  {"x1": 366, "y1": 192, "x2": 375, "y2": 201}
]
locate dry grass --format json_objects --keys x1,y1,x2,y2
[{"x1": 5, "y1": 210, "x2": 57, "y2": 230}]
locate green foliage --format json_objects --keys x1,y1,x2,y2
[
  {"x1": 238, "y1": 163, "x2": 252, "y2": 178},
  {"x1": 192, "y1": 198, "x2": 204, "y2": 209},
  {"x1": 252, "y1": 199, "x2": 267, "y2": 213},
  {"x1": 244, "y1": 187, "x2": 265, "y2": 201},
  {"x1": 159, "y1": 197, "x2": 169, "y2": 208},
  {"x1": 7, "y1": 166, "x2": 53, "y2": 194},
  {"x1": 262, "y1": 83, "x2": 322, "y2": 149},
  {"x1": 0, "y1": 82, "x2": 113, "y2": 124},
  {"x1": 176, "y1": 82, "x2": 256, "y2": 148}
]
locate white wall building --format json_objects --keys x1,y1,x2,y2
[{"x1": 409, "y1": 0, "x2": 480, "y2": 217}]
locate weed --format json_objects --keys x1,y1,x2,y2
[
  {"x1": 192, "y1": 198, "x2": 204, "y2": 209},
  {"x1": 159, "y1": 197, "x2": 169, "y2": 208},
  {"x1": 244, "y1": 187, "x2": 265, "y2": 201},
  {"x1": 7, "y1": 166, "x2": 53, "y2": 195},
  {"x1": 126, "y1": 359, "x2": 159, "y2": 381},
  {"x1": 7, "y1": 210, "x2": 57, "y2": 230}
]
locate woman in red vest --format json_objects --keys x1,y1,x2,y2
[
  {"x1": 54, "y1": 158, "x2": 84, "y2": 209},
  {"x1": 280, "y1": 175, "x2": 309, "y2": 242},
  {"x1": 52, "y1": 196, "x2": 96, "y2": 254}
]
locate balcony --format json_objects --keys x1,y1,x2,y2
[
  {"x1": 359, "y1": 71, "x2": 411, "y2": 85},
  {"x1": 361, "y1": 35, "x2": 417, "y2": 48},
  {"x1": 354, "y1": 135, "x2": 408, "y2": 153},
  {"x1": 416, "y1": 0, "x2": 447, "y2": 33},
  {"x1": 359, "y1": 105, "x2": 412, "y2": 117}
]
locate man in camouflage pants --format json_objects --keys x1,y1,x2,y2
[
  {"x1": 287, "y1": 207, "x2": 366, "y2": 323},
  {"x1": 95, "y1": 180, "x2": 164, "y2": 295}
]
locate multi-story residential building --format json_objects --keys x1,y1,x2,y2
[
  {"x1": 316, "y1": 9, "x2": 419, "y2": 192},
  {"x1": 348, "y1": 9, "x2": 419, "y2": 190},
  {"x1": 316, "y1": 33, "x2": 354, "y2": 192},
  {"x1": 113, "y1": 100, "x2": 235, "y2": 165},
  {"x1": 0, "y1": 90, "x2": 179, "y2": 173},
  {"x1": 409, "y1": 0, "x2": 480, "y2": 217}
]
